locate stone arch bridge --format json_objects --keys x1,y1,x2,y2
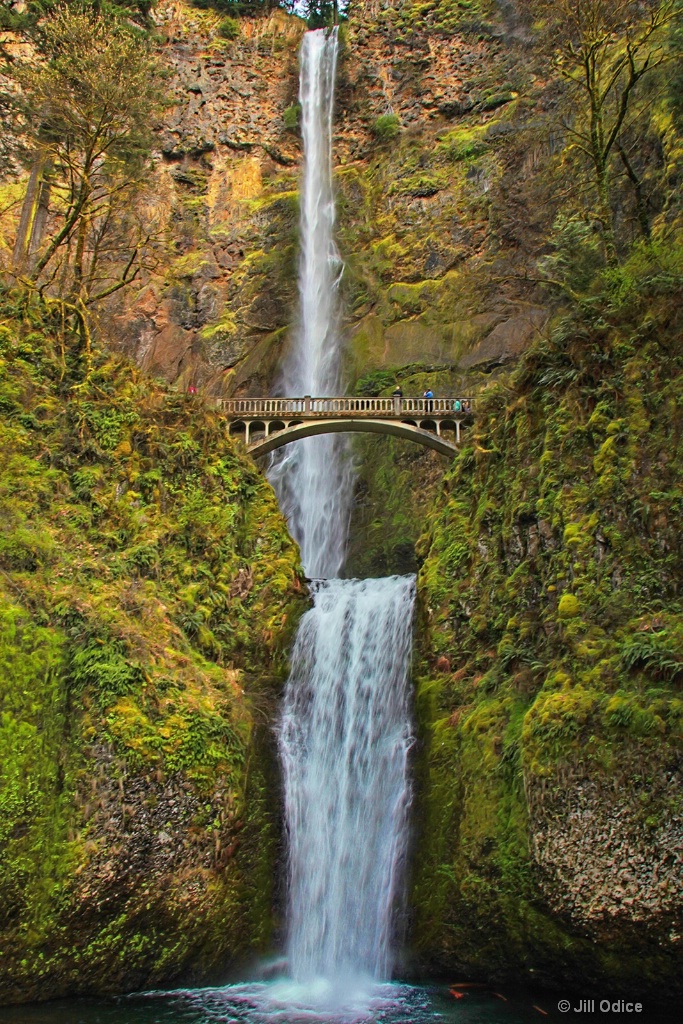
[{"x1": 218, "y1": 396, "x2": 472, "y2": 458}]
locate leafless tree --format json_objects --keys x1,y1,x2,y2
[
  {"x1": 7, "y1": 8, "x2": 166, "y2": 313},
  {"x1": 531, "y1": 0, "x2": 680, "y2": 262}
]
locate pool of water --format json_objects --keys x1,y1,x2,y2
[{"x1": 0, "y1": 980, "x2": 569, "y2": 1024}]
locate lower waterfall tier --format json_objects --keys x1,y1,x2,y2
[{"x1": 280, "y1": 575, "x2": 416, "y2": 985}]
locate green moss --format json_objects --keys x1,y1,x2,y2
[
  {"x1": 558, "y1": 593, "x2": 581, "y2": 618},
  {"x1": 0, "y1": 290, "x2": 307, "y2": 1001},
  {"x1": 411, "y1": 238, "x2": 683, "y2": 993},
  {"x1": 481, "y1": 90, "x2": 516, "y2": 111},
  {"x1": 169, "y1": 250, "x2": 212, "y2": 280},
  {"x1": 388, "y1": 172, "x2": 448, "y2": 198},
  {"x1": 436, "y1": 124, "x2": 488, "y2": 162},
  {"x1": 372, "y1": 113, "x2": 401, "y2": 142},
  {"x1": 374, "y1": 0, "x2": 495, "y2": 37},
  {"x1": 283, "y1": 103, "x2": 301, "y2": 131},
  {"x1": 217, "y1": 16, "x2": 239, "y2": 40}
]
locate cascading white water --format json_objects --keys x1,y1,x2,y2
[
  {"x1": 279, "y1": 576, "x2": 415, "y2": 985},
  {"x1": 267, "y1": 28, "x2": 415, "y2": 1000},
  {"x1": 282, "y1": 29, "x2": 342, "y2": 399},
  {"x1": 267, "y1": 28, "x2": 352, "y2": 580},
  {"x1": 116, "y1": 24, "x2": 544, "y2": 1024}
]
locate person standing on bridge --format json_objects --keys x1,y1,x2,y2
[
  {"x1": 423, "y1": 388, "x2": 434, "y2": 412},
  {"x1": 392, "y1": 384, "x2": 403, "y2": 414},
  {"x1": 392, "y1": 384, "x2": 403, "y2": 398}
]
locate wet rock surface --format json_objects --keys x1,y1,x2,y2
[
  {"x1": 107, "y1": 5, "x2": 305, "y2": 392},
  {"x1": 528, "y1": 764, "x2": 683, "y2": 938},
  {"x1": 111, "y1": 1, "x2": 552, "y2": 396}
]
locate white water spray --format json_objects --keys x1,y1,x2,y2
[
  {"x1": 280, "y1": 576, "x2": 415, "y2": 984},
  {"x1": 267, "y1": 29, "x2": 415, "y2": 998},
  {"x1": 268, "y1": 28, "x2": 352, "y2": 580}
]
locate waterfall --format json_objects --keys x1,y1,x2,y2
[
  {"x1": 279, "y1": 577, "x2": 415, "y2": 984},
  {"x1": 267, "y1": 28, "x2": 353, "y2": 580},
  {"x1": 267, "y1": 28, "x2": 415, "y2": 998}
]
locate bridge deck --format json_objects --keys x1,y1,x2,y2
[
  {"x1": 218, "y1": 396, "x2": 472, "y2": 419},
  {"x1": 217, "y1": 396, "x2": 473, "y2": 458}
]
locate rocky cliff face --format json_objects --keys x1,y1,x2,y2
[
  {"x1": 114, "y1": 1, "x2": 560, "y2": 581},
  {"x1": 97, "y1": 5, "x2": 683, "y2": 997},
  {"x1": 0, "y1": 295, "x2": 306, "y2": 1003},
  {"x1": 528, "y1": 760, "x2": 683, "y2": 937},
  {"x1": 105, "y1": 6, "x2": 304, "y2": 392},
  {"x1": 411, "y1": 261, "x2": 683, "y2": 996},
  {"x1": 113, "y1": 1, "x2": 552, "y2": 398},
  {"x1": 3, "y1": 0, "x2": 682, "y2": 1005}
]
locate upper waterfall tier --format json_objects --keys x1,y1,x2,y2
[
  {"x1": 267, "y1": 28, "x2": 353, "y2": 579},
  {"x1": 281, "y1": 28, "x2": 342, "y2": 397}
]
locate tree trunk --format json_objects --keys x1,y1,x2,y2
[
  {"x1": 27, "y1": 162, "x2": 53, "y2": 269},
  {"x1": 595, "y1": 158, "x2": 618, "y2": 266},
  {"x1": 33, "y1": 178, "x2": 90, "y2": 278},
  {"x1": 12, "y1": 158, "x2": 43, "y2": 272},
  {"x1": 618, "y1": 143, "x2": 651, "y2": 241},
  {"x1": 71, "y1": 214, "x2": 89, "y2": 301}
]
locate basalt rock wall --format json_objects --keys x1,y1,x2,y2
[
  {"x1": 109, "y1": 1, "x2": 552, "y2": 400},
  {"x1": 411, "y1": 271, "x2": 683, "y2": 996},
  {"x1": 0, "y1": 302, "x2": 307, "y2": 1003}
]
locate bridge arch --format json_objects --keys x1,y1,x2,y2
[{"x1": 243, "y1": 417, "x2": 459, "y2": 458}]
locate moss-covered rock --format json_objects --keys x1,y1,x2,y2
[
  {"x1": 0, "y1": 291, "x2": 307, "y2": 1003},
  {"x1": 410, "y1": 242, "x2": 683, "y2": 997}
]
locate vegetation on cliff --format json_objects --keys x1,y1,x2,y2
[
  {"x1": 2, "y1": 0, "x2": 683, "y2": 1005},
  {"x1": 412, "y1": 188, "x2": 683, "y2": 1001},
  {"x1": 0, "y1": 7, "x2": 309, "y2": 1003},
  {"x1": 0, "y1": 286, "x2": 305, "y2": 1001},
  {"x1": 323, "y1": 0, "x2": 683, "y2": 996},
  {"x1": 5, "y1": 7, "x2": 165, "y2": 313}
]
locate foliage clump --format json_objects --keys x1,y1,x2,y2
[
  {"x1": 530, "y1": 0, "x2": 680, "y2": 262},
  {"x1": 412, "y1": 238, "x2": 683, "y2": 992},
  {"x1": 5, "y1": 8, "x2": 165, "y2": 320},
  {"x1": 283, "y1": 102, "x2": 301, "y2": 130},
  {"x1": 218, "y1": 14, "x2": 241, "y2": 38},
  {"x1": 372, "y1": 113, "x2": 401, "y2": 143},
  {"x1": 0, "y1": 289, "x2": 305, "y2": 999}
]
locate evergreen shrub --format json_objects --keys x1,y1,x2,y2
[
  {"x1": 218, "y1": 15, "x2": 240, "y2": 38},
  {"x1": 283, "y1": 103, "x2": 301, "y2": 130},
  {"x1": 372, "y1": 113, "x2": 401, "y2": 142}
]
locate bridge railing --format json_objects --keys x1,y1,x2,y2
[
  {"x1": 218, "y1": 398, "x2": 307, "y2": 415},
  {"x1": 218, "y1": 397, "x2": 472, "y2": 418}
]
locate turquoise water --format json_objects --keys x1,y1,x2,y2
[{"x1": 0, "y1": 980, "x2": 568, "y2": 1024}]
